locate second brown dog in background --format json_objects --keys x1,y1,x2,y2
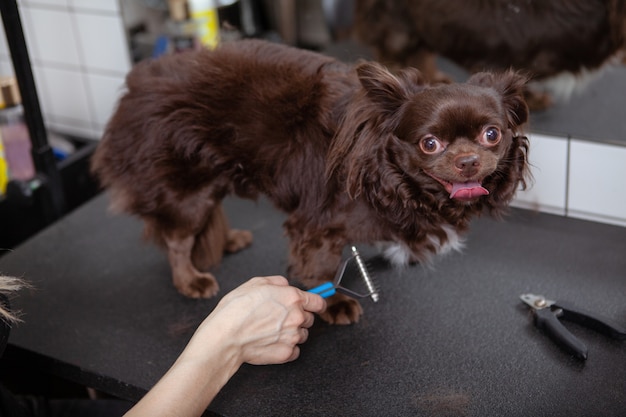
[
  {"x1": 91, "y1": 40, "x2": 530, "y2": 325},
  {"x1": 354, "y1": 0, "x2": 626, "y2": 109}
]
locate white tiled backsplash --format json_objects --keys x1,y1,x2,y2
[
  {"x1": 513, "y1": 134, "x2": 626, "y2": 228},
  {"x1": 511, "y1": 134, "x2": 569, "y2": 217},
  {"x1": 1, "y1": 1, "x2": 625, "y2": 227},
  {"x1": 0, "y1": 0, "x2": 130, "y2": 139}
]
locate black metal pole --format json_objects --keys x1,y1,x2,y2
[{"x1": 0, "y1": 0, "x2": 66, "y2": 221}]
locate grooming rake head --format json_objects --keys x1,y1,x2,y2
[
  {"x1": 334, "y1": 246, "x2": 380, "y2": 302},
  {"x1": 308, "y1": 245, "x2": 380, "y2": 302}
]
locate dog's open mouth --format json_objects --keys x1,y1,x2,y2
[{"x1": 425, "y1": 172, "x2": 489, "y2": 201}]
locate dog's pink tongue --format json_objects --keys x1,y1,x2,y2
[{"x1": 450, "y1": 181, "x2": 489, "y2": 201}]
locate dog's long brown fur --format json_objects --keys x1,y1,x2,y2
[
  {"x1": 91, "y1": 39, "x2": 529, "y2": 324},
  {"x1": 354, "y1": 0, "x2": 626, "y2": 109}
]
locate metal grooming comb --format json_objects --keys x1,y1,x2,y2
[{"x1": 308, "y1": 246, "x2": 379, "y2": 302}]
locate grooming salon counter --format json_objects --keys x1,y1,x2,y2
[{"x1": 1, "y1": 193, "x2": 625, "y2": 416}]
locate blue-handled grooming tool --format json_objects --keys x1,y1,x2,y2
[
  {"x1": 308, "y1": 246, "x2": 379, "y2": 302},
  {"x1": 309, "y1": 281, "x2": 336, "y2": 298}
]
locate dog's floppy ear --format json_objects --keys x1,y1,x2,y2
[
  {"x1": 467, "y1": 70, "x2": 529, "y2": 129},
  {"x1": 328, "y1": 63, "x2": 425, "y2": 202},
  {"x1": 356, "y1": 62, "x2": 424, "y2": 113}
]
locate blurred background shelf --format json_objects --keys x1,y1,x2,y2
[{"x1": 0, "y1": 135, "x2": 99, "y2": 250}]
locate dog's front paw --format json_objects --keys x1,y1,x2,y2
[
  {"x1": 318, "y1": 293, "x2": 364, "y2": 325},
  {"x1": 225, "y1": 229, "x2": 253, "y2": 253},
  {"x1": 174, "y1": 271, "x2": 220, "y2": 299}
]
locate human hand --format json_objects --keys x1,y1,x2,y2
[
  {"x1": 196, "y1": 275, "x2": 326, "y2": 366},
  {"x1": 124, "y1": 276, "x2": 325, "y2": 416}
]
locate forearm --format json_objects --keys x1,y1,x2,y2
[{"x1": 125, "y1": 331, "x2": 241, "y2": 417}]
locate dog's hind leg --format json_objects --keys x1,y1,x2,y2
[
  {"x1": 225, "y1": 228, "x2": 253, "y2": 253},
  {"x1": 192, "y1": 203, "x2": 253, "y2": 271},
  {"x1": 162, "y1": 201, "x2": 252, "y2": 299},
  {"x1": 165, "y1": 232, "x2": 220, "y2": 298}
]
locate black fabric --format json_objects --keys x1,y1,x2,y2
[
  {"x1": 0, "y1": 386, "x2": 133, "y2": 417},
  {"x1": 0, "y1": 385, "x2": 37, "y2": 417}
]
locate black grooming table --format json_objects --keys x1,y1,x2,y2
[{"x1": 1, "y1": 193, "x2": 625, "y2": 416}]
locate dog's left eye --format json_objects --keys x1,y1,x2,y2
[{"x1": 481, "y1": 127, "x2": 502, "y2": 146}]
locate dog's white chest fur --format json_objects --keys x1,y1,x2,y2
[{"x1": 379, "y1": 224, "x2": 464, "y2": 267}]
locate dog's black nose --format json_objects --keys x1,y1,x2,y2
[{"x1": 454, "y1": 154, "x2": 480, "y2": 177}]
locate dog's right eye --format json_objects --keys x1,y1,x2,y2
[{"x1": 420, "y1": 136, "x2": 444, "y2": 154}]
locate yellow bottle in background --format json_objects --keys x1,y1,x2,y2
[
  {"x1": 0, "y1": 132, "x2": 8, "y2": 195},
  {"x1": 188, "y1": 0, "x2": 220, "y2": 49}
]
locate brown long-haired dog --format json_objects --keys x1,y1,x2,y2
[
  {"x1": 353, "y1": 0, "x2": 626, "y2": 109},
  {"x1": 91, "y1": 40, "x2": 529, "y2": 324}
]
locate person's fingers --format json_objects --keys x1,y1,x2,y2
[
  {"x1": 285, "y1": 345, "x2": 300, "y2": 363},
  {"x1": 297, "y1": 327, "x2": 309, "y2": 344},
  {"x1": 301, "y1": 311, "x2": 316, "y2": 329},
  {"x1": 300, "y1": 290, "x2": 326, "y2": 313}
]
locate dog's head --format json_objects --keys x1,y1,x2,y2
[{"x1": 328, "y1": 62, "x2": 530, "y2": 223}]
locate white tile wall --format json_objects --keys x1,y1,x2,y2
[
  {"x1": 512, "y1": 133, "x2": 568, "y2": 216},
  {"x1": 85, "y1": 71, "x2": 126, "y2": 128},
  {"x1": 73, "y1": 11, "x2": 130, "y2": 73},
  {"x1": 568, "y1": 140, "x2": 626, "y2": 227},
  {"x1": 513, "y1": 133, "x2": 626, "y2": 227},
  {"x1": 23, "y1": 7, "x2": 81, "y2": 67},
  {"x1": 0, "y1": 0, "x2": 131, "y2": 140},
  {"x1": 37, "y1": 65, "x2": 93, "y2": 134},
  {"x1": 69, "y1": 0, "x2": 120, "y2": 13},
  {"x1": 0, "y1": 29, "x2": 13, "y2": 76},
  {"x1": 22, "y1": 0, "x2": 69, "y2": 8}
]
